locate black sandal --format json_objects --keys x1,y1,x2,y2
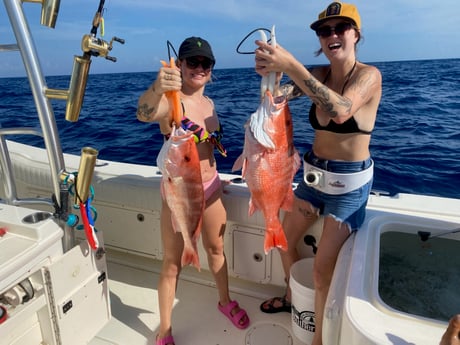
[{"x1": 259, "y1": 295, "x2": 291, "y2": 314}]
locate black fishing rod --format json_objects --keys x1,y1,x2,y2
[{"x1": 90, "y1": 0, "x2": 105, "y2": 36}]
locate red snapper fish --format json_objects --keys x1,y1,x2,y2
[
  {"x1": 233, "y1": 90, "x2": 300, "y2": 254},
  {"x1": 157, "y1": 125, "x2": 204, "y2": 270}
]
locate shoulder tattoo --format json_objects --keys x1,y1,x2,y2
[{"x1": 350, "y1": 69, "x2": 376, "y2": 99}]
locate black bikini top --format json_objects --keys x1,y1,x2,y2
[
  {"x1": 309, "y1": 104, "x2": 371, "y2": 134},
  {"x1": 309, "y1": 63, "x2": 372, "y2": 135}
]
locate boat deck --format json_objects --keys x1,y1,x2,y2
[{"x1": 90, "y1": 249, "x2": 304, "y2": 345}]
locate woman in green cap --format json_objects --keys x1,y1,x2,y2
[{"x1": 137, "y1": 36, "x2": 249, "y2": 345}]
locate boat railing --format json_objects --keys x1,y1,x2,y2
[
  {"x1": 1, "y1": 0, "x2": 67, "y2": 206},
  {"x1": 1, "y1": 0, "x2": 123, "y2": 252},
  {"x1": 1, "y1": 0, "x2": 76, "y2": 251},
  {"x1": 0, "y1": 127, "x2": 55, "y2": 207}
]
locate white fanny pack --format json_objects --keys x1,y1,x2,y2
[{"x1": 303, "y1": 159, "x2": 374, "y2": 195}]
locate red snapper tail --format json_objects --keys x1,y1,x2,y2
[
  {"x1": 182, "y1": 246, "x2": 201, "y2": 271},
  {"x1": 263, "y1": 221, "x2": 288, "y2": 254}
]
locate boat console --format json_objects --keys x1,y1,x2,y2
[{"x1": 0, "y1": 204, "x2": 110, "y2": 345}]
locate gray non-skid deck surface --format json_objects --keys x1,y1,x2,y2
[{"x1": 89, "y1": 255, "x2": 306, "y2": 345}]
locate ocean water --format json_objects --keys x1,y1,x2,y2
[{"x1": 1, "y1": 58, "x2": 459, "y2": 199}]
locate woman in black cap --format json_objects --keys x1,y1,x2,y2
[
  {"x1": 254, "y1": 2, "x2": 382, "y2": 345},
  {"x1": 137, "y1": 37, "x2": 249, "y2": 345}
]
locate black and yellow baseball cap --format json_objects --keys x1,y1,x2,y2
[{"x1": 310, "y1": 2, "x2": 361, "y2": 30}]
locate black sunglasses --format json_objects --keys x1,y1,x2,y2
[
  {"x1": 185, "y1": 57, "x2": 213, "y2": 70},
  {"x1": 315, "y1": 22, "x2": 353, "y2": 38}
]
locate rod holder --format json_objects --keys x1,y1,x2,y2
[
  {"x1": 66, "y1": 55, "x2": 91, "y2": 122},
  {"x1": 44, "y1": 88, "x2": 68, "y2": 100},
  {"x1": 22, "y1": 0, "x2": 61, "y2": 28},
  {"x1": 42, "y1": 1, "x2": 123, "y2": 122},
  {"x1": 40, "y1": 0, "x2": 61, "y2": 28},
  {"x1": 44, "y1": 55, "x2": 91, "y2": 122},
  {"x1": 75, "y1": 147, "x2": 98, "y2": 204}
]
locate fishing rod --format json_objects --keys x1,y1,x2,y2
[
  {"x1": 45, "y1": 0, "x2": 125, "y2": 121},
  {"x1": 82, "y1": 0, "x2": 125, "y2": 61},
  {"x1": 60, "y1": 0, "x2": 125, "y2": 122},
  {"x1": 90, "y1": 0, "x2": 106, "y2": 37}
]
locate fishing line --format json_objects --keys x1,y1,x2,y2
[
  {"x1": 236, "y1": 27, "x2": 272, "y2": 55},
  {"x1": 166, "y1": 40, "x2": 178, "y2": 61}
]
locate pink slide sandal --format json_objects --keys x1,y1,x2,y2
[
  {"x1": 156, "y1": 335, "x2": 175, "y2": 345},
  {"x1": 218, "y1": 300, "x2": 250, "y2": 329}
]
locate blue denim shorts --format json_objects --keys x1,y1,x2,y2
[{"x1": 294, "y1": 151, "x2": 373, "y2": 231}]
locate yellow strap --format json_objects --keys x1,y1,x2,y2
[{"x1": 100, "y1": 17, "x2": 105, "y2": 37}]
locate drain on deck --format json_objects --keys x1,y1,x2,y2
[{"x1": 245, "y1": 322, "x2": 293, "y2": 345}]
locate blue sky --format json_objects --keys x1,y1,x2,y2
[{"x1": 1, "y1": 0, "x2": 459, "y2": 77}]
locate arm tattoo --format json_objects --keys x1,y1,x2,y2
[
  {"x1": 304, "y1": 78, "x2": 338, "y2": 117},
  {"x1": 280, "y1": 80, "x2": 304, "y2": 100},
  {"x1": 303, "y1": 77, "x2": 352, "y2": 118},
  {"x1": 137, "y1": 103, "x2": 155, "y2": 121}
]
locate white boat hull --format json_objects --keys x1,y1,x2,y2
[{"x1": 2, "y1": 141, "x2": 460, "y2": 345}]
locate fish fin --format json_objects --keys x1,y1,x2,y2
[
  {"x1": 241, "y1": 157, "x2": 248, "y2": 177},
  {"x1": 232, "y1": 155, "x2": 250, "y2": 180},
  {"x1": 264, "y1": 224, "x2": 288, "y2": 254},
  {"x1": 170, "y1": 216, "x2": 180, "y2": 234},
  {"x1": 263, "y1": 231, "x2": 276, "y2": 254},
  {"x1": 232, "y1": 154, "x2": 244, "y2": 172},
  {"x1": 248, "y1": 199, "x2": 257, "y2": 216},
  {"x1": 192, "y1": 219, "x2": 203, "y2": 242},
  {"x1": 181, "y1": 248, "x2": 201, "y2": 272},
  {"x1": 292, "y1": 148, "x2": 301, "y2": 173},
  {"x1": 264, "y1": 231, "x2": 275, "y2": 255},
  {"x1": 274, "y1": 229, "x2": 288, "y2": 252}
]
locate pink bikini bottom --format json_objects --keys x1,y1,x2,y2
[{"x1": 203, "y1": 171, "x2": 221, "y2": 201}]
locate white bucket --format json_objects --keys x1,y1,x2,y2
[{"x1": 290, "y1": 258, "x2": 315, "y2": 344}]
